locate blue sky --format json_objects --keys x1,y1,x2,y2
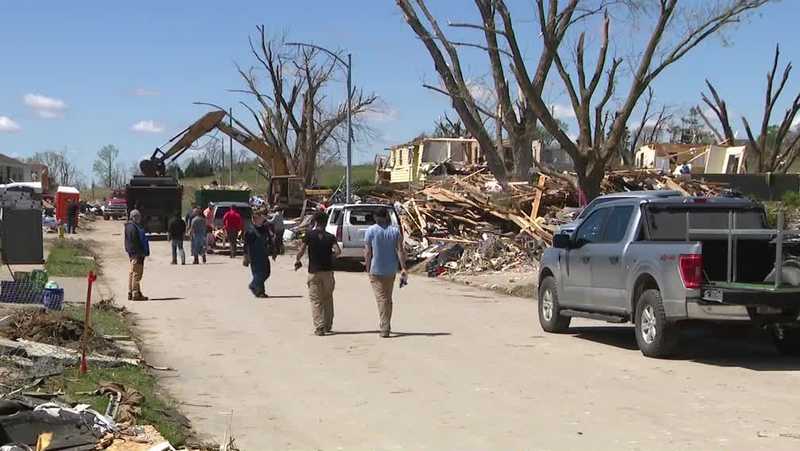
[{"x1": 0, "y1": 1, "x2": 798, "y2": 182}]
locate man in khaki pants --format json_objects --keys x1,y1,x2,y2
[
  {"x1": 365, "y1": 208, "x2": 406, "y2": 338},
  {"x1": 295, "y1": 212, "x2": 341, "y2": 335},
  {"x1": 124, "y1": 210, "x2": 150, "y2": 301}
]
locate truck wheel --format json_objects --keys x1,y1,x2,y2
[
  {"x1": 538, "y1": 276, "x2": 571, "y2": 333},
  {"x1": 103, "y1": 215, "x2": 110, "y2": 221},
  {"x1": 635, "y1": 289, "x2": 679, "y2": 358},
  {"x1": 771, "y1": 327, "x2": 800, "y2": 356}
]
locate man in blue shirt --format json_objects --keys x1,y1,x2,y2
[{"x1": 364, "y1": 207, "x2": 407, "y2": 338}]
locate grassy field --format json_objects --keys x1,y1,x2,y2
[{"x1": 45, "y1": 239, "x2": 98, "y2": 277}]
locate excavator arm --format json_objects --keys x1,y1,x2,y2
[{"x1": 139, "y1": 110, "x2": 288, "y2": 177}]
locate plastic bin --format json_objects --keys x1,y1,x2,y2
[{"x1": 42, "y1": 288, "x2": 65, "y2": 311}]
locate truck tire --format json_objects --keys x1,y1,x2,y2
[
  {"x1": 538, "y1": 276, "x2": 571, "y2": 333},
  {"x1": 103, "y1": 215, "x2": 110, "y2": 221},
  {"x1": 635, "y1": 289, "x2": 679, "y2": 358},
  {"x1": 771, "y1": 327, "x2": 800, "y2": 356}
]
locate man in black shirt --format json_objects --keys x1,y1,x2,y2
[
  {"x1": 168, "y1": 213, "x2": 186, "y2": 265},
  {"x1": 295, "y1": 212, "x2": 341, "y2": 336}
]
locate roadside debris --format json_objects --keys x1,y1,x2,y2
[{"x1": 360, "y1": 168, "x2": 726, "y2": 278}]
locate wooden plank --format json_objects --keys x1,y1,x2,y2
[
  {"x1": 530, "y1": 175, "x2": 547, "y2": 219},
  {"x1": 427, "y1": 237, "x2": 479, "y2": 244}
]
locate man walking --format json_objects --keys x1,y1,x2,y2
[
  {"x1": 295, "y1": 212, "x2": 341, "y2": 336},
  {"x1": 168, "y1": 212, "x2": 186, "y2": 265},
  {"x1": 189, "y1": 207, "x2": 207, "y2": 264},
  {"x1": 124, "y1": 210, "x2": 149, "y2": 301},
  {"x1": 269, "y1": 207, "x2": 286, "y2": 255},
  {"x1": 244, "y1": 213, "x2": 276, "y2": 298},
  {"x1": 67, "y1": 200, "x2": 80, "y2": 234},
  {"x1": 223, "y1": 207, "x2": 243, "y2": 258},
  {"x1": 364, "y1": 208, "x2": 407, "y2": 338}
]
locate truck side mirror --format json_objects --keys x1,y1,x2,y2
[{"x1": 553, "y1": 233, "x2": 572, "y2": 249}]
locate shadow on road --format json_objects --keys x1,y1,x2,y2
[
  {"x1": 569, "y1": 324, "x2": 800, "y2": 371},
  {"x1": 145, "y1": 297, "x2": 185, "y2": 301},
  {"x1": 265, "y1": 295, "x2": 304, "y2": 300},
  {"x1": 390, "y1": 332, "x2": 452, "y2": 338},
  {"x1": 330, "y1": 330, "x2": 451, "y2": 338}
]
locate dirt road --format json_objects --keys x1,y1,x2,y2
[{"x1": 91, "y1": 221, "x2": 800, "y2": 450}]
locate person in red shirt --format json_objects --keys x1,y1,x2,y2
[{"x1": 222, "y1": 208, "x2": 244, "y2": 258}]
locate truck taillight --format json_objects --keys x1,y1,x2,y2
[{"x1": 679, "y1": 254, "x2": 703, "y2": 289}]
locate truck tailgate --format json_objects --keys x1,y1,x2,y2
[{"x1": 701, "y1": 282, "x2": 800, "y2": 308}]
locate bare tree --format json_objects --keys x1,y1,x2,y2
[
  {"x1": 398, "y1": 0, "x2": 773, "y2": 198},
  {"x1": 433, "y1": 113, "x2": 468, "y2": 138},
  {"x1": 93, "y1": 144, "x2": 119, "y2": 188},
  {"x1": 28, "y1": 150, "x2": 78, "y2": 186},
  {"x1": 703, "y1": 44, "x2": 800, "y2": 173},
  {"x1": 234, "y1": 26, "x2": 377, "y2": 185}
]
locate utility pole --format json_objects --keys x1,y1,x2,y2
[
  {"x1": 229, "y1": 108, "x2": 234, "y2": 186},
  {"x1": 346, "y1": 53, "x2": 352, "y2": 203},
  {"x1": 287, "y1": 41, "x2": 353, "y2": 203}
]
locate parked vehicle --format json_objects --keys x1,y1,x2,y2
[
  {"x1": 211, "y1": 202, "x2": 252, "y2": 230},
  {"x1": 557, "y1": 190, "x2": 683, "y2": 235},
  {"x1": 325, "y1": 204, "x2": 400, "y2": 260},
  {"x1": 538, "y1": 196, "x2": 800, "y2": 358},
  {"x1": 102, "y1": 197, "x2": 127, "y2": 220}
]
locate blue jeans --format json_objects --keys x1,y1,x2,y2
[
  {"x1": 191, "y1": 234, "x2": 206, "y2": 257},
  {"x1": 249, "y1": 258, "x2": 271, "y2": 295},
  {"x1": 170, "y1": 239, "x2": 185, "y2": 264}
]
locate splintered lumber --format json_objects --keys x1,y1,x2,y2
[{"x1": 531, "y1": 175, "x2": 547, "y2": 219}]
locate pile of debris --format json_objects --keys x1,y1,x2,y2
[
  {"x1": 384, "y1": 169, "x2": 726, "y2": 276},
  {"x1": 1, "y1": 309, "x2": 122, "y2": 357}
]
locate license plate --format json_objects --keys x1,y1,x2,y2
[{"x1": 702, "y1": 289, "x2": 723, "y2": 302}]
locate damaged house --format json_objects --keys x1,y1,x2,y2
[{"x1": 383, "y1": 137, "x2": 482, "y2": 184}]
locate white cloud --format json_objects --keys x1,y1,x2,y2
[
  {"x1": 550, "y1": 104, "x2": 576, "y2": 119},
  {"x1": 362, "y1": 108, "x2": 399, "y2": 123},
  {"x1": 133, "y1": 88, "x2": 160, "y2": 97},
  {"x1": 131, "y1": 120, "x2": 165, "y2": 133},
  {"x1": 0, "y1": 116, "x2": 21, "y2": 132},
  {"x1": 24, "y1": 93, "x2": 67, "y2": 118}
]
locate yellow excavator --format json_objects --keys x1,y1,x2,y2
[{"x1": 131, "y1": 110, "x2": 321, "y2": 231}]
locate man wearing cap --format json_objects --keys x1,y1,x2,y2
[{"x1": 124, "y1": 209, "x2": 150, "y2": 301}]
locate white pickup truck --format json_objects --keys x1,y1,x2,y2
[{"x1": 325, "y1": 204, "x2": 400, "y2": 260}]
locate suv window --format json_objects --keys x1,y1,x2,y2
[
  {"x1": 329, "y1": 208, "x2": 342, "y2": 226},
  {"x1": 348, "y1": 209, "x2": 378, "y2": 226},
  {"x1": 575, "y1": 208, "x2": 610, "y2": 244},
  {"x1": 602, "y1": 206, "x2": 634, "y2": 242}
]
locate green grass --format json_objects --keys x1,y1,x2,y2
[
  {"x1": 45, "y1": 239, "x2": 98, "y2": 277},
  {"x1": 63, "y1": 304, "x2": 130, "y2": 337},
  {"x1": 48, "y1": 366, "x2": 188, "y2": 445},
  {"x1": 317, "y1": 164, "x2": 375, "y2": 188}
]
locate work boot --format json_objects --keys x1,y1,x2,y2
[
  {"x1": 127, "y1": 292, "x2": 132, "y2": 301},
  {"x1": 132, "y1": 293, "x2": 149, "y2": 301},
  {"x1": 171, "y1": 260, "x2": 177, "y2": 265},
  {"x1": 202, "y1": 254, "x2": 207, "y2": 264},
  {"x1": 314, "y1": 329, "x2": 326, "y2": 336},
  {"x1": 379, "y1": 331, "x2": 390, "y2": 338},
  {"x1": 193, "y1": 257, "x2": 199, "y2": 265}
]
